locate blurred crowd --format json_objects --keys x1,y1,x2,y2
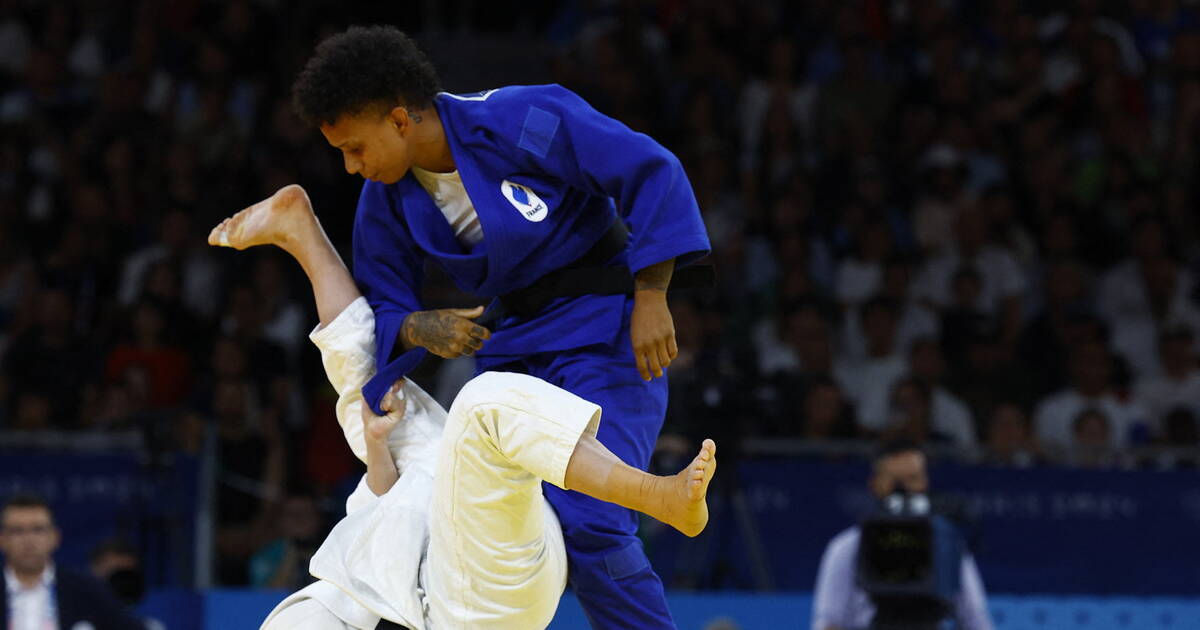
[{"x1": 2, "y1": 0, "x2": 1200, "y2": 585}]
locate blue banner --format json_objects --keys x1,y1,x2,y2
[
  {"x1": 191, "y1": 589, "x2": 1200, "y2": 630},
  {"x1": 645, "y1": 459, "x2": 1200, "y2": 595},
  {"x1": 0, "y1": 450, "x2": 200, "y2": 587}
]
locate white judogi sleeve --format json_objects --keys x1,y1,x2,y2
[
  {"x1": 308, "y1": 296, "x2": 444, "y2": 478},
  {"x1": 304, "y1": 296, "x2": 445, "y2": 630}
]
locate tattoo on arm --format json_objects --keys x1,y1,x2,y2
[{"x1": 635, "y1": 258, "x2": 676, "y2": 292}]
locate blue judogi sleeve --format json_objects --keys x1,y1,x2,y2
[
  {"x1": 493, "y1": 85, "x2": 710, "y2": 273},
  {"x1": 352, "y1": 182, "x2": 429, "y2": 411}
]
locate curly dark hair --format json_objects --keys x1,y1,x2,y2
[{"x1": 292, "y1": 25, "x2": 441, "y2": 126}]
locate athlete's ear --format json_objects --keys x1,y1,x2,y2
[{"x1": 387, "y1": 106, "x2": 408, "y2": 134}]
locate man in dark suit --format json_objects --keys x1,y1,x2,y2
[{"x1": 1, "y1": 493, "x2": 144, "y2": 630}]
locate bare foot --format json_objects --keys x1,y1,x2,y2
[
  {"x1": 207, "y1": 184, "x2": 316, "y2": 251},
  {"x1": 663, "y1": 439, "x2": 716, "y2": 537}
]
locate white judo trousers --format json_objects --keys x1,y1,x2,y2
[{"x1": 260, "y1": 297, "x2": 599, "y2": 630}]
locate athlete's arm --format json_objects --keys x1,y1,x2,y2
[
  {"x1": 492, "y1": 86, "x2": 710, "y2": 379},
  {"x1": 353, "y1": 182, "x2": 434, "y2": 414},
  {"x1": 632, "y1": 258, "x2": 677, "y2": 380},
  {"x1": 362, "y1": 381, "x2": 405, "y2": 495}
]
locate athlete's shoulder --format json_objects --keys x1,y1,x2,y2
[{"x1": 439, "y1": 84, "x2": 587, "y2": 111}]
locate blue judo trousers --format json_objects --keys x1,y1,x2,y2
[
  {"x1": 476, "y1": 301, "x2": 671, "y2": 629},
  {"x1": 352, "y1": 85, "x2": 710, "y2": 629}
]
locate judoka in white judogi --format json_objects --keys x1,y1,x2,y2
[{"x1": 262, "y1": 297, "x2": 592, "y2": 629}]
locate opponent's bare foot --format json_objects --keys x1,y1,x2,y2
[
  {"x1": 207, "y1": 184, "x2": 317, "y2": 251},
  {"x1": 661, "y1": 439, "x2": 716, "y2": 537}
]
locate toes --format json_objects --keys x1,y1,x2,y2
[{"x1": 208, "y1": 225, "x2": 230, "y2": 247}]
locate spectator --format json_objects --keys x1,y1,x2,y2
[
  {"x1": 103, "y1": 300, "x2": 192, "y2": 410},
  {"x1": 117, "y1": 209, "x2": 220, "y2": 320},
  {"x1": 1064, "y1": 408, "x2": 1121, "y2": 469},
  {"x1": 1160, "y1": 408, "x2": 1200, "y2": 468},
  {"x1": 797, "y1": 378, "x2": 857, "y2": 441},
  {"x1": 905, "y1": 338, "x2": 977, "y2": 447},
  {"x1": 912, "y1": 209, "x2": 1026, "y2": 342},
  {"x1": 939, "y1": 266, "x2": 994, "y2": 370},
  {"x1": 834, "y1": 221, "x2": 892, "y2": 307},
  {"x1": 848, "y1": 336, "x2": 975, "y2": 448},
  {"x1": 755, "y1": 299, "x2": 832, "y2": 379},
  {"x1": 881, "y1": 377, "x2": 954, "y2": 447},
  {"x1": 755, "y1": 302, "x2": 842, "y2": 437},
  {"x1": 1096, "y1": 217, "x2": 1200, "y2": 377},
  {"x1": 2, "y1": 287, "x2": 91, "y2": 427},
  {"x1": 248, "y1": 492, "x2": 324, "y2": 590},
  {"x1": 911, "y1": 145, "x2": 971, "y2": 254},
  {"x1": 1020, "y1": 259, "x2": 1096, "y2": 392},
  {"x1": 835, "y1": 297, "x2": 907, "y2": 431},
  {"x1": 980, "y1": 186, "x2": 1036, "y2": 269},
  {"x1": 1133, "y1": 328, "x2": 1200, "y2": 430},
  {"x1": 980, "y1": 403, "x2": 1042, "y2": 468},
  {"x1": 212, "y1": 378, "x2": 286, "y2": 585},
  {"x1": 250, "y1": 253, "x2": 306, "y2": 361},
  {"x1": 1033, "y1": 341, "x2": 1151, "y2": 452},
  {"x1": 840, "y1": 256, "x2": 940, "y2": 361},
  {"x1": 1, "y1": 494, "x2": 144, "y2": 629},
  {"x1": 811, "y1": 441, "x2": 994, "y2": 630},
  {"x1": 664, "y1": 297, "x2": 755, "y2": 448}
]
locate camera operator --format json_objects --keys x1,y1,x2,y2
[{"x1": 811, "y1": 440, "x2": 993, "y2": 630}]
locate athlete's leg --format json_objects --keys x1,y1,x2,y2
[
  {"x1": 532, "y1": 301, "x2": 681, "y2": 630},
  {"x1": 208, "y1": 184, "x2": 356, "y2": 327},
  {"x1": 564, "y1": 433, "x2": 714, "y2": 538},
  {"x1": 211, "y1": 188, "x2": 433, "y2": 629},
  {"x1": 207, "y1": 185, "x2": 422, "y2": 464},
  {"x1": 424, "y1": 371, "x2": 715, "y2": 630},
  {"x1": 424, "y1": 371, "x2": 589, "y2": 629}
]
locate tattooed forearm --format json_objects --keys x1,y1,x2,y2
[{"x1": 635, "y1": 258, "x2": 675, "y2": 292}]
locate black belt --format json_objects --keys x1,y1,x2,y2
[
  {"x1": 479, "y1": 220, "x2": 714, "y2": 325},
  {"x1": 375, "y1": 620, "x2": 412, "y2": 630}
]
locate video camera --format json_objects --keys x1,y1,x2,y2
[{"x1": 856, "y1": 492, "x2": 966, "y2": 630}]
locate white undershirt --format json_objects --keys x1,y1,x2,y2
[
  {"x1": 411, "y1": 168, "x2": 484, "y2": 247},
  {"x1": 5, "y1": 564, "x2": 57, "y2": 630}
]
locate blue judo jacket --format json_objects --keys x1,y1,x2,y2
[{"x1": 352, "y1": 84, "x2": 711, "y2": 414}]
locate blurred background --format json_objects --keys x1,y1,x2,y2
[{"x1": 1, "y1": 0, "x2": 1200, "y2": 628}]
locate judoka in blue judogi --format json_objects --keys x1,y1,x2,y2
[{"x1": 294, "y1": 26, "x2": 710, "y2": 629}]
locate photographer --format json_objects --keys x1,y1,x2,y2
[{"x1": 811, "y1": 440, "x2": 993, "y2": 630}]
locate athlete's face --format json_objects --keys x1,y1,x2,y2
[{"x1": 321, "y1": 106, "x2": 413, "y2": 185}]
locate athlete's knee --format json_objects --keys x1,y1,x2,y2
[{"x1": 450, "y1": 371, "x2": 540, "y2": 418}]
